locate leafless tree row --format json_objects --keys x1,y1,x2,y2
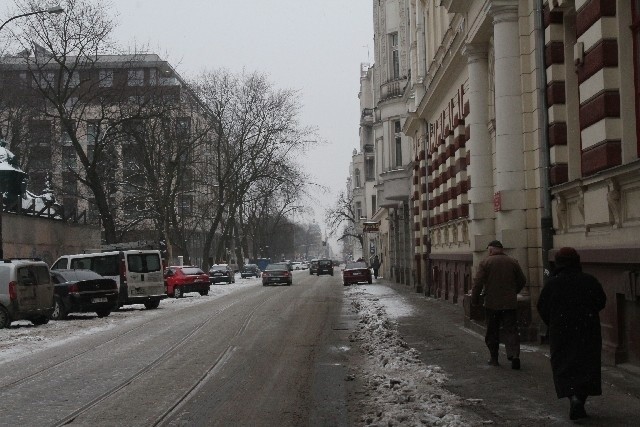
[{"x1": 0, "y1": 0, "x2": 316, "y2": 267}]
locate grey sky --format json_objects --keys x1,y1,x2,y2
[{"x1": 110, "y1": 0, "x2": 374, "y2": 236}]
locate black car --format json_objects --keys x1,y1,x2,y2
[
  {"x1": 316, "y1": 259, "x2": 334, "y2": 276},
  {"x1": 309, "y1": 259, "x2": 319, "y2": 275},
  {"x1": 50, "y1": 269, "x2": 119, "y2": 320},
  {"x1": 241, "y1": 264, "x2": 261, "y2": 278},
  {"x1": 209, "y1": 264, "x2": 236, "y2": 284},
  {"x1": 262, "y1": 263, "x2": 292, "y2": 286}
]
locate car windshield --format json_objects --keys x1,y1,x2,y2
[
  {"x1": 346, "y1": 262, "x2": 368, "y2": 269},
  {"x1": 319, "y1": 260, "x2": 331, "y2": 266},
  {"x1": 210, "y1": 266, "x2": 227, "y2": 271},
  {"x1": 265, "y1": 263, "x2": 287, "y2": 271},
  {"x1": 242, "y1": 265, "x2": 256, "y2": 270}
]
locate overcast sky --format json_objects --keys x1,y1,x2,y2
[{"x1": 110, "y1": 0, "x2": 374, "y2": 242}]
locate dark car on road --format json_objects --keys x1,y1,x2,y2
[
  {"x1": 165, "y1": 266, "x2": 210, "y2": 298},
  {"x1": 50, "y1": 269, "x2": 119, "y2": 320},
  {"x1": 240, "y1": 264, "x2": 261, "y2": 278},
  {"x1": 316, "y1": 259, "x2": 334, "y2": 276},
  {"x1": 309, "y1": 259, "x2": 319, "y2": 275},
  {"x1": 342, "y1": 261, "x2": 372, "y2": 285},
  {"x1": 209, "y1": 264, "x2": 236, "y2": 284},
  {"x1": 262, "y1": 263, "x2": 292, "y2": 286}
]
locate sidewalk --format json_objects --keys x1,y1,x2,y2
[{"x1": 376, "y1": 278, "x2": 640, "y2": 426}]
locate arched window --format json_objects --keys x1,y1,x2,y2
[{"x1": 355, "y1": 168, "x2": 361, "y2": 187}]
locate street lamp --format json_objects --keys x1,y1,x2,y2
[{"x1": 0, "y1": 6, "x2": 64, "y2": 34}]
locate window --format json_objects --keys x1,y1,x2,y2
[
  {"x1": 355, "y1": 201, "x2": 362, "y2": 220},
  {"x1": 394, "y1": 120, "x2": 402, "y2": 167},
  {"x1": 178, "y1": 194, "x2": 194, "y2": 215},
  {"x1": 127, "y1": 69, "x2": 144, "y2": 86},
  {"x1": 37, "y1": 71, "x2": 54, "y2": 88},
  {"x1": 87, "y1": 121, "x2": 99, "y2": 144},
  {"x1": 62, "y1": 173, "x2": 77, "y2": 196},
  {"x1": 64, "y1": 71, "x2": 80, "y2": 88},
  {"x1": 62, "y1": 146, "x2": 77, "y2": 170},
  {"x1": 390, "y1": 32, "x2": 400, "y2": 79},
  {"x1": 99, "y1": 69, "x2": 113, "y2": 87},
  {"x1": 30, "y1": 120, "x2": 51, "y2": 146},
  {"x1": 354, "y1": 168, "x2": 361, "y2": 187},
  {"x1": 365, "y1": 157, "x2": 375, "y2": 180},
  {"x1": 372, "y1": 195, "x2": 377, "y2": 213},
  {"x1": 176, "y1": 117, "x2": 191, "y2": 137}
]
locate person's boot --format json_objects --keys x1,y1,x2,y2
[
  {"x1": 569, "y1": 396, "x2": 587, "y2": 420},
  {"x1": 487, "y1": 353, "x2": 499, "y2": 366},
  {"x1": 511, "y1": 357, "x2": 520, "y2": 370}
]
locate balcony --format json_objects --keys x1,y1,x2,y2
[
  {"x1": 380, "y1": 77, "x2": 408, "y2": 103},
  {"x1": 378, "y1": 166, "x2": 411, "y2": 208}
]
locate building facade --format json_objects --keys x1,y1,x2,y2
[{"x1": 351, "y1": 0, "x2": 640, "y2": 368}]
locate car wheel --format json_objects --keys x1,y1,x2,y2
[
  {"x1": 343, "y1": 282, "x2": 349, "y2": 286},
  {"x1": 51, "y1": 297, "x2": 68, "y2": 321},
  {"x1": 199, "y1": 288, "x2": 209, "y2": 296},
  {"x1": 31, "y1": 316, "x2": 49, "y2": 326},
  {"x1": 0, "y1": 306, "x2": 10, "y2": 328},
  {"x1": 96, "y1": 309, "x2": 111, "y2": 318},
  {"x1": 144, "y1": 300, "x2": 160, "y2": 310},
  {"x1": 174, "y1": 287, "x2": 183, "y2": 298}
]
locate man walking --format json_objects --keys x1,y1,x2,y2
[
  {"x1": 371, "y1": 255, "x2": 381, "y2": 279},
  {"x1": 471, "y1": 240, "x2": 526, "y2": 369}
]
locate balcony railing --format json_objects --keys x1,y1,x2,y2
[{"x1": 380, "y1": 76, "x2": 408, "y2": 102}]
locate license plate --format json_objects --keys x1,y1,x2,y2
[{"x1": 92, "y1": 297, "x2": 107, "y2": 303}]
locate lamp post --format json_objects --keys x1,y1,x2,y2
[
  {"x1": 0, "y1": 6, "x2": 64, "y2": 34},
  {"x1": 0, "y1": 5, "x2": 64, "y2": 260}
]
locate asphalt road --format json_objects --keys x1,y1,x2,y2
[{"x1": 0, "y1": 270, "x2": 355, "y2": 427}]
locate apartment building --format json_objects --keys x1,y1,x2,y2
[{"x1": 0, "y1": 53, "x2": 212, "y2": 264}]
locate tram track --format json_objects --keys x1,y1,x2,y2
[{"x1": 48, "y1": 287, "x2": 279, "y2": 427}]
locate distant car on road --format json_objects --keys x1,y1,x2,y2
[
  {"x1": 309, "y1": 259, "x2": 319, "y2": 275},
  {"x1": 50, "y1": 269, "x2": 119, "y2": 319},
  {"x1": 262, "y1": 263, "x2": 292, "y2": 286},
  {"x1": 240, "y1": 264, "x2": 261, "y2": 278},
  {"x1": 299, "y1": 262, "x2": 309, "y2": 270},
  {"x1": 165, "y1": 266, "x2": 210, "y2": 298},
  {"x1": 316, "y1": 259, "x2": 334, "y2": 276},
  {"x1": 342, "y1": 261, "x2": 372, "y2": 286},
  {"x1": 209, "y1": 264, "x2": 236, "y2": 284}
]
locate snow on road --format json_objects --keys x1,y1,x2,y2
[{"x1": 346, "y1": 284, "x2": 474, "y2": 426}]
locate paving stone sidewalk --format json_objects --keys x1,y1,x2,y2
[{"x1": 375, "y1": 278, "x2": 640, "y2": 426}]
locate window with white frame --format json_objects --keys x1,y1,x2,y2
[
  {"x1": 355, "y1": 201, "x2": 362, "y2": 220},
  {"x1": 394, "y1": 120, "x2": 402, "y2": 167},
  {"x1": 390, "y1": 32, "x2": 400, "y2": 79}
]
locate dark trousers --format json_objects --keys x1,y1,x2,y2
[
  {"x1": 485, "y1": 308, "x2": 520, "y2": 359},
  {"x1": 373, "y1": 268, "x2": 379, "y2": 278}
]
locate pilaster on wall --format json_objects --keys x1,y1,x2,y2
[
  {"x1": 544, "y1": 3, "x2": 569, "y2": 185},
  {"x1": 575, "y1": 0, "x2": 621, "y2": 176}
]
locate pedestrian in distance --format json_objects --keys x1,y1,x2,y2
[
  {"x1": 537, "y1": 247, "x2": 607, "y2": 421},
  {"x1": 371, "y1": 255, "x2": 381, "y2": 279},
  {"x1": 471, "y1": 240, "x2": 526, "y2": 369}
]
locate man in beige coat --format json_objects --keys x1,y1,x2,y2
[{"x1": 472, "y1": 240, "x2": 526, "y2": 369}]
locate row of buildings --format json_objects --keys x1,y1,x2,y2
[{"x1": 347, "y1": 0, "x2": 640, "y2": 369}]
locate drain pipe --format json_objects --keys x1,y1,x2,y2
[{"x1": 535, "y1": 0, "x2": 554, "y2": 339}]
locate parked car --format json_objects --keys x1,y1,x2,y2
[
  {"x1": 309, "y1": 259, "x2": 319, "y2": 275},
  {"x1": 342, "y1": 261, "x2": 372, "y2": 286},
  {"x1": 209, "y1": 264, "x2": 236, "y2": 284},
  {"x1": 50, "y1": 269, "x2": 119, "y2": 320},
  {"x1": 51, "y1": 250, "x2": 165, "y2": 309},
  {"x1": 0, "y1": 259, "x2": 54, "y2": 328},
  {"x1": 165, "y1": 266, "x2": 210, "y2": 298},
  {"x1": 240, "y1": 264, "x2": 261, "y2": 278},
  {"x1": 299, "y1": 262, "x2": 309, "y2": 270},
  {"x1": 316, "y1": 259, "x2": 334, "y2": 276},
  {"x1": 262, "y1": 263, "x2": 292, "y2": 286}
]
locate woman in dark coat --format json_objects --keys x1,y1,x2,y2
[{"x1": 537, "y1": 247, "x2": 607, "y2": 420}]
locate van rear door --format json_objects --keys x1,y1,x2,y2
[
  {"x1": 32, "y1": 265, "x2": 54, "y2": 310},
  {"x1": 125, "y1": 251, "x2": 164, "y2": 298},
  {"x1": 15, "y1": 267, "x2": 38, "y2": 312}
]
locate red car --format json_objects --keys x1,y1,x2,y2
[
  {"x1": 164, "y1": 266, "x2": 210, "y2": 298},
  {"x1": 342, "y1": 261, "x2": 372, "y2": 286}
]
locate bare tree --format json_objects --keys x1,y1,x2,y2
[{"x1": 325, "y1": 190, "x2": 363, "y2": 248}]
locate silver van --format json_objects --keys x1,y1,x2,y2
[
  {"x1": 51, "y1": 250, "x2": 165, "y2": 309},
  {"x1": 0, "y1": 259, "x2": 54, "y2": 328}
]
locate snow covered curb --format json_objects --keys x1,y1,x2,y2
[{"x1": 346, "y1": 286, "x2": 472, "y2": 426}]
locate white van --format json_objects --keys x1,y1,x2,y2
[{"x1": 51, "y1": 250, "x2": 166, "y2": 309}]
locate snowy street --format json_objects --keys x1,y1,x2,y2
[{"x1": 1, "y1": 270, "x2": 639, "y2": 426}]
